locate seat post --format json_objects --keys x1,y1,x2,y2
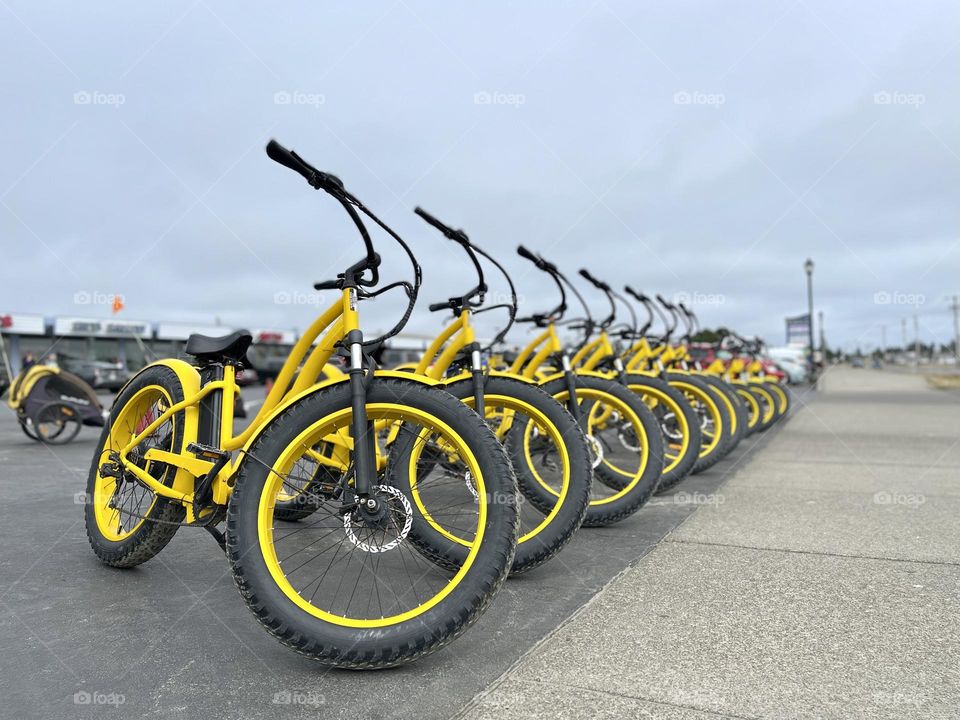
[{"x1": 197, "y1": 362, "x2": 225, "y2": 448}]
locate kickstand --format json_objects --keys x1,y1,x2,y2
[{"x1": 204, "y1": 525, "x2": 227, "y2": 554}]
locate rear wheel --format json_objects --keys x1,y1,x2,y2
[
  {"x1": 84, "y1": 367, "x2": 186, "y2": 568},
  {"x1": 227, "y1": 377, "x2": 519, "y2": 668}
]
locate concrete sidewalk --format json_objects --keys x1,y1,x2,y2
[{"x1": 458, "y1": 368, "x2": 960, "y2": 720}]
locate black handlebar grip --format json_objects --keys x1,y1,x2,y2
[
  {"x1": 313, "y1": 279, "x2": 341, "y2": 290},
  {"x1": 428, "y1": 301, "x2": 452, "y2": 312},
  {"x1": 516, "y1": 245, "x2": 538, "y2": 262},
  {"x1": 415, "y1": 206, "x2": 468, "y2": 243},
  {"x1": 267, "y1": 139, "x2": 345, "y2": 191},
  {"x1": 267, "y1": 139, "x2": 309, "y2": 177},
  {"x1": 414, "y1": 206, "x2": 444, "y2": 230},
  {"x1": 413, "y1": 205, "x2": 441, "y2": 225},
  {"x1": 581, "y1": 268, "x2": 612, "y2": 292}
]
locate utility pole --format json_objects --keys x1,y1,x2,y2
[
  {"x1": 818, "y1": 310, "x2": 825, "y2": 362},
  {"x1": 913, "y1": 313, "x2": 919, "y2": 371},
  {"x1": 880, "y1": 325, "x2": 886, "y2": 361},
  {"x1": 950, "y1": 295, "x2": 960, "y2": 361},
  {"x1": 804, "y1": 259, "x2": 815, "y2": 384},
  {"x1": 901, "y1": 317, "x2": 907, "y2": 357}
]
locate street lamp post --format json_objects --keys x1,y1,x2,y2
[{"x1": 804, "y1": 258, "x2": 815, "y2": 383}]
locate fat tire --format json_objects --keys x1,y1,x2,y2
[{"x1": 226, "y1": 377, "x2": 519, "y2": 668}]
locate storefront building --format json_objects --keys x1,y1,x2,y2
[{"x1": 1, "y1": 313, "x2": 298, "y2": 381}]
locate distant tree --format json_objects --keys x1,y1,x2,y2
[{"x1": 690, "y1": 326, "x2": 731, "y2": 344}]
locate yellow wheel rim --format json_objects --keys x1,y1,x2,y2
[
  {"x1": 258, "y1": 402, "x2": 485, "y2": 628},
  {"x1": 549, "y1": 388, "x2": 649, "y2": 506},
  {"x1": 92, "y1": 385, "x2": 173, "y2": 542},
  {"x1": 671, "y1": 381, "x2": 723, "y2": 459},
  {"x1": 413, "y1": 395, "x2": 570, "y2": 546},
  {"x1": 626, "y1": 384, "x2": 690, "y2": 474},
  {"x1": 736, "y1": 387, "x2": 761, "y2": 429}
]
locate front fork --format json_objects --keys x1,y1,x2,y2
[
  {"x1": 346, "y1": 330, "x2": 376, "y2": 500},
  {"x1": 561, "y1": 354, "x2": 580, "y2": 422},
  {"x1": 468, "y1": 343, "x2": 485, "y2": 416}
]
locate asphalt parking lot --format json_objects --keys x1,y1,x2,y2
[{"x1": 0, "y1": 382, "x2": 785, "y2": 720}]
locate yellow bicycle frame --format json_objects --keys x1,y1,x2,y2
[
  {"x1": 415, "y1": 309, "x2": 476, "y2": 381},
  {"x1": 509, "y1": 323, "x2": 564, "y2": 380},
  {"x1": 113, "y1": 288, "x2": 435, "y2": 522}
]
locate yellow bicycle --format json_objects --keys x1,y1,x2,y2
[
  {"x1": 84, "y1": 140, "x2": 519, "y2": 668},
  {"x1": 508, "y1": 247, "x2": 665, "y2": 525},
  {"x1": 568, "y1": 270, "x2": 702, "y2": 492},
  {"x1": 391, "y1": 208, "x2": 592, "y2": 574},
  {"x1": 620, "y1": 291, "x2": 740, "y2": 472}
]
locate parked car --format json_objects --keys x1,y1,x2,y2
[
  {"x1": 57, "y1": 357, "x2": 132, "y2": 392},
  {"x1": 771, "y1": 357, "x2": 808, "y2": 384},
  {"x1": 851, "y1": 357, "x2": 865, "y2": 368}
]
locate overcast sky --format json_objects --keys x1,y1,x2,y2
[{"x1": 2, "y1": 1, "x2": 957, "y2": 352}]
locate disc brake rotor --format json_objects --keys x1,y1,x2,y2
[{"x1": 343, "y1": 485, "x2": 413, "y2": 553}]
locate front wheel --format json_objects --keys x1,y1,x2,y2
[
  {"x1": 391, "y1": 376, "x2": 592, "y2": 575},
  {"x1": 665, "y1": 373, "x2": 732, "y2": 475},
  {"x1": 541, "y1": 374, "x2": 664, "y2": 527},
  {"x1": 622, "y1": 374, "x2": 701, "y2": 493},
  {"x1": 227, "y1": 377, "x2": 519, "y2": 668}
]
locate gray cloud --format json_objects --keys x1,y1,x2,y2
[{"x1": 2, "y1": 0, "x2": 957, "y2": 352}]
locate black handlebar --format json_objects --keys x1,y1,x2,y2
[
  {"x1": 414, "y1": 206, "x2": 486, "y2": 313},
  {"x1": 578, "y1": 268, "x2": 610, "y2": 292},
  {"x1": 578, "y1": 268, "x2": 616, "y2": 329},
  {"x1": 266, "y1": 139, "x2": 421, "y2": 348},
  {"x1": 515, "y1": 246, "x2": 566, "y2": 325},
  {"x1": 517, "y1": 245, "x2": 539, "y2": 264},
  {"x1": 515, "y1": 247, "x2": 596, "y2": 351},
  {"x1": 266, "y1": 139, "x2": 344, "y2": 194},
  {"x1": 414, "y1": 207, "x2": 466, "y2": 244}
]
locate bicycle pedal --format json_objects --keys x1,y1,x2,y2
[{"x1": 187, "y1": 442, "x2": 230, "y2": 460}]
